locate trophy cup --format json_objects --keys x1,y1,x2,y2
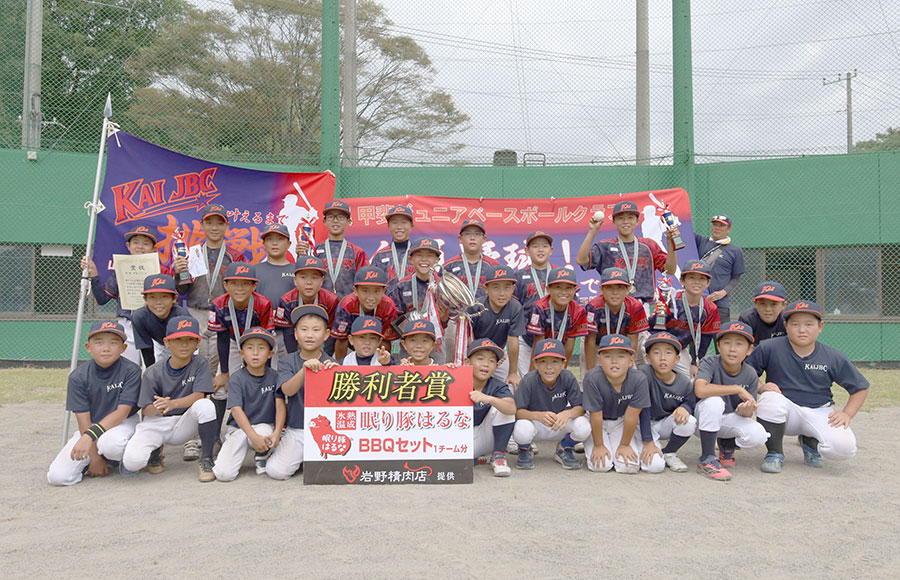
[
  {"x1": 653, "y1": 274, "x2": 674, "y2": 330},
  {"x1": 661, "y1": 205, "x2": 686, "y2": 251},
  {"x1": 172, "y1": 227, "x2": 191, "y2": 282}
]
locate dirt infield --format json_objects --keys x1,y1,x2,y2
[{"x1": 3, "y1": 401, "x2": 899, "y2": 579}]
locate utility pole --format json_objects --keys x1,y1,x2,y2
[
  {"x1": 21, "y1": 0, "x2": 43, "y2": 157},
  {"x1": 636, "y1": 0, "x2": 650, "y2": 165},
  {"x1": 672, "y1": 0, "x2": 694, "y2": 196},
  {"x1": 321, "y1": 0, "x2": 341, "y2": 171},
  {"x1": 823, "y1": 70, "x2": 857, "y2": 154},
  {"x1": 342, "y1": 0, "x2": 358, "y2": 166}
]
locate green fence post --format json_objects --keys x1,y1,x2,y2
[
  {"x1": 672, "y1": 0, "x2": 695, "y2": 199},
  {"x1": 320, "y1": 0, "x2": 341, "y2": 174}
]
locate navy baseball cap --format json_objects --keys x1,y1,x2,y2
[
  {"x1": 324, "y1": 200, "x2": 351, "y2": 217},
  {"x1": 597, "y1": 333, "x2": 634, "y2": 354},
  {"x1": 165, "y1": 316, "x2": 201, "y2": 340},
  {"x1": 409, "y1": 237, "x2": 442, "y2": 257},
  {"x1": 87, "y1": 320, "x2": 127, "y2": 341},
  {"x1": 466, "y1": 338, "x2": 504, "y2": 361},
  {"x1": 459, "y1": 218, "x2": 486, "y2": 234},
  {"x1": 200, "y1": 203, "x2": 228, "y2": 221},
  {"x1": 386, "y1": 205, "x2": 414, "y2": 221},
  {"x1": 294, "y1": 255, "x2": 327, "y2": 274},
  {"x1": 600, "y1": 267, "x2": 630, "y2": 286},
  {"x1": 782, "y1": 300, "x2": 823, "y2": 321},
  {"x1": 124, "y1": 225, "x2": 158, "y2": 244},
  {"x1": 681, "y1": 260, "x2": 712, "y2": 278},
  {"x1": 484, "y1": 266, "x2": 516, "y2": 285},
  {"x1": 239, "y1": 326, "x2": 276, "y2": 349},
  {"x1": 142, "y1": 274, "x2": 177, "y2": 295},
  {"x1": 354, "y1": 266, "x2": 388, "y2": 287},
  {"x1": 260, "y1": 222, "x2": 290, "y2": 240},
  {"x1": 753, "y1": 281, "x2": 787, "y2": 301},
  {"x1": 291, "y1": 304, "x2": 330, "y2": 325},
  {"x1": 716, "y1": 321, "x2": 755, "y2": 344},
  {"x1": 351, "y1": 315, "x2": 383, "y2": 337},
  {"x1": 402, "y1": 319, "x2": 436, "y2": 339},
  {"x1": 526, "y1": 230, "x2": 553, "y2": 246},
  {"x1": 612, "y1": 200, "x2": 640, "y2": 217},
  {"x1": 711, "y1": 214, "x2": 732, "y2": 225},
  {"x1": 533, "y1": 338, "x2": 566, "y2": 360},
  {"x1": 547, "y1": 267, "x2": 579, "y2": 287},
  {"x1": 644, "y1": 331, "x2": 682, "y2": 354},
  {"x1": 224, "y1": 262, "x2": 258, "y2": 282}
]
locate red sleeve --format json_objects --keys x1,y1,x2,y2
[
  {"x1": 257, "y1": 296, "x2": 275, "y2": 331},
  {"x1": 355, "y1": 244, "x2": 369, "y2": 269},
  {"x1": 645, "y1": 238, "x2": 667, "y2": 272},
  {"x1": 568, "y1": 304, "x2": 590, "y2": 338},
  {"x1": 627, "y1": 299, "x2": 650, "y2": 334},
  {"x1": 379, "y1": 298, "x2": 398, "y2": 341},
  {"x1": 702, "y1": 299, "x2": 721, "y2": 334},
  {"x1": 229, "y1": 247, "x2": 248, "y2": 263},
  {"x1": 207, "y1": 298, "x2": 226, "y2": 332},
  {"x1": 526, "y1": 304, "x2": 546, "y2": 336}
]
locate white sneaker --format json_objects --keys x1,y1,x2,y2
[
  {"x1": 663, "y1": 452, "x2": 688, "y2": 473},
  {"x1": 491, "y1": 453, "x2": 511, "y2": 477},
  {"x1": 506, "y1": 438, "x2": 519, "y2": 454},
  {"x1": 183, "y1": 439, "x2": 200, "y2": 461}
]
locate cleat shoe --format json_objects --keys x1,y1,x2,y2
[
  {"x1": 475, "y1": 455, "x2": 490, "y2": 465},
  {"x1": 531, "y1": 442, "x2": 539, "y2": 455},
  {"x1": 183, "y1": 439, "x2": 200, "y2": 461},
  {"x1": 798, "y1": 436, "x2": 825, "y2": 468},
  {"x1": 761, "y1": 452, "x2": 785, "y2": 473},
  {"x1": 719, "y1": 447, "x2": 736, "y2": 468},
  {"x1": 663, "y1": 452, "x2": 688, "y2": 473},
  {"x1": 506, "y1": 437, "x2": 519, "y2": 454},
  {"x1": 697, "y1": 455, "x2": 732, "y2": 481},
  {"x1": 573, "y1": 442, "x2": 585, "y2": 454},
  {"x1": 515, "y1": 446, "x2": 534, "y2": 470},
  {"x1": 198, "y1": 457, "x2": 216, "y2": 482},
  {"x1": 119, "y1": 462, "x2": 138, "y2": 478},
  {"x1": 554, "y1": 446, "x2": 581, "y2": 470},
  {"x1": 490, "y1": 452, "x2": 511, "y2": 477},
  {"x1": 255, "y1": 452, "x2": 269, "y2": 475},
  {"x1": 147, "y1": 446, "x2": 165, "y2": 475}
]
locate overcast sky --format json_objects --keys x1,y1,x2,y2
[{"x1": 373, "y1": 0, "x2": 900, "y2": 165}]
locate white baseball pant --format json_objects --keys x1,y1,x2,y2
[
  {"x1": 472, "y1": 407, "x2": 516, "y2": 458},
  {"x1": 513, "y1": 415, "x2": 591, "y2": 446},
  {"x1": 122, "y1": 398, "x2": 216, "y2": 471},
  {"x1": 673, "y1": 349, "x2": 693, "y2": 382},
  {"x1": 188, "y1": 306, "x2": 219, "y2": 379},
  {"x1": 584, "y1": 416, "x2": 665, "y2": 473},
  {"x1": 757, "y1": 392, "x2": 857, "y2": 461},
  {"x1": 651, "y1": 412, "x2": 697, "y2": 441},
  {"x1": 492, "y1": 352, "x2": 511, "y2": 383},
  {"x1": 212, "y1": 423, "x2": 276, "y2": 482},
  {"x1": 119, "y1": 317, "x2": 142, "y2": 367},
  {"x1": 47, "y1": 414, "x2": 139, "y2": 486},
  {"x1": 152, "y1": 340, "x2": 171, "y2": 362},
  {"x1": 265, "y1": 427, "x2": 304, "y2": 480},
  {"x1": 516, "y1": 336, "x2": 533, "y2": 378},
  {"x1": 695, "y1": 396, "x2": 769, "y2": 448}
]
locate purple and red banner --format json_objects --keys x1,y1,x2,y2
[{"x1": 94, "y1": 131, "x2": 335, "y2": 280}]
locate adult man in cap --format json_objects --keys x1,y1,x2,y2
[{"x1": 694, "y1": 214, "x2": 745, "y2": 322}]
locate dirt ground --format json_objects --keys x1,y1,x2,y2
[{"x1": 3, "y1": 401, "x2": 899, "y2": 579}]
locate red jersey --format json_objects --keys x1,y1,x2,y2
[
  {"x1": 332, "y1": 294, "x2": 399, "y2": 341},
  {"x1": 274, "y1": 288, "x2": 339, "y2": 328},
  {"x1": 525, "y1": 295, "x2": 590, "y2": 346},
  {"x1": 584, "y1": 295, "x2": 649, "y2": 336}
]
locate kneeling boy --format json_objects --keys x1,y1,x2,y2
[{"x1": 467, "y1": 338, "x2": 516, "y2": 477}]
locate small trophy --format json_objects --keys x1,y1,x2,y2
[
  {"x1": 172, "y1": 227, "x2": 191, "y2": 282},
  {"x1": 661, "y1": 205, "x2": 686, "y2": 251},
  {"x1": 653, "y1": 274, "x2": 673, "y2": 330}
]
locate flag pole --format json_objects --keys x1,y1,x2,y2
[{"x1": 62, "y1": 94, "x2": 113, "y2": 446}]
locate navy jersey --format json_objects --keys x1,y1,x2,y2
[
  {"x1": 66, "y1": 358, "x2": 142, "y2": 420},
  {"x1": 254, "y1": 262, "x2": 296, "y2": 307},
  {"x1": 443, "y1": 254, "x2": 500, "y2": 302},
  {"x1": 696, "y1": 355, "x2": 759, "y2": 414},
  {"x1": 473, "y1": 377, "x2": 514, "y2": 426},
  {"x1": 370, "y1": 240, "x2": 415, "y2": 284},
  {"x1": 226, "y1": 367, "x2": 283, "y2": 426},
  {"x1": 738, "y1": 307, "x2": 786, "y2": 345},
  {"x1": 582, "y1": 367, "x2": 650, "y2": 421},
  {"x1": 514, "y1": 369, "x2": 582, "y2": 413},
  {"x1": 584, "y1": 295, "x2": 649, "y2": 337},
  {"x1": 138, "y1": 356, "x2": 214, "y2": 416},
  {"x1": 389, "y1": 273, "x2": 433, "y2": 315},
  {"x1": 524, "y1": 296, "x2": 590, "y2": 347},
  {"x1": 332, "y1": 294, "x2": 399, "y2": 341},
  {"x1": 91, "y1": 264, "x2": 173, "y2": 319},
  {"x1": 315, "y1": 239, "x2": 369, "y2": 300},
  {"x1": 581, "y1": 237, "x2": 667, "y2": 302},
  {"x1": 639, "y1": 364, "x2": 695, "y2": 420},
  {"x1": 695, "y1": 236, "x2": 746, "y2": 310},
  {"x1": 514, "y1": 265, "x2": 555, "y2": 314},
  {"x1": 472, "y1": 296, "x2": 525, "y2": 348},
  {"x1": 745, "y1": 336, "x2": 869, "y2": 408},
  {"x1": 208, "y1": 292, "x2": 275, "y2": 339},
  {"x1": 277, "y1": 351, "x2": 334, "y2": 429},
  {"x1": 179, "y1": 245, "x2": 247, "y2": 309},
  {"x1": 131, "y1": 303, "x2": 191, "y2": 350}
]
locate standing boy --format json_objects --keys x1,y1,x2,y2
[
  {"x1": 524, "y1": 268, "x2": 590, "y2": 368},
  {"x1": 584, "y1": 267, "x2": 649, "y2": 370},
  {"x1": 371, "y1": 205, "x2": 416, "y2": 286},
  {"x1": 131, "y1": 274, "x2": 190, "y2": 368},
  {"x1": 695, "y1": 214, "x2": 746, "y2": 322},
  {"x1": 122, "y1": 316, "x2": 219, "y2": 482},
  {"x1": 513, "y1": 339, "x2": 591, "y2": 470},
  {"x1": 468, "y1": 338, "x2": 516, "y2": 477},
  {"x1": 47, "y1": 321, "x2": 142, "y2": 486},
  {"x1": 390, "y1": 238, "x2": 442, "y2": 315},
  {"x1": 266, "y1": 305, "x2": 336, "y2": 480},
  {"x1": 443, "y1": 219, "x2": 500, "y2": 302},
  {"x1": 582, "y1": 334, "x2": 665, "y2": 474},
  {"x1": 332, "y1": 266, "x2": 399, "y2": 361},
  {"x1": 693, "y1": 321, "x2": 768, "y2": 481},
  {"x1": 739, "y1": 281, "x2": 788, "y2": 345},
  {"x1": 748, "y1": 301, "x2": 869, "y2": 473},
  {"x1": 255, "y1": 223, "x2": 297, "y2": 367},
  {"x1": 81, "y1": 225, "x2": 170, "y2": 365},
  {"x1": 472, "y1": 266, "x2": 525, "y2": 387},
  {"x1": 664, "y1": 260, "x2": 721, "y2": 379},
  {"x1": 315, "y1": 200, "x2": 369, "y2": 300},
  {"x1": 212, "y1": 327, "x2": 287, "y2": 482},
  {"x1": 273, "y1": 255, "x2": 339, "y2": 354},
  {"x1": 513, "y1": 231, "x2": 557, "y2": 377}
]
